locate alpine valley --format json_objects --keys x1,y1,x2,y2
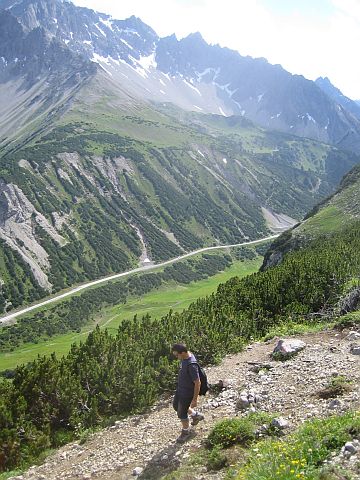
[{"x1": 0, "y1": 0, "x2": 359, "y2": 316}]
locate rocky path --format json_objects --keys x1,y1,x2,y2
[{"x1": 11, "y1": 329, "x2": 360, "y2": 480}]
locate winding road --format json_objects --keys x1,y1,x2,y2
[{"x1": 0, "y1": 235, "x2": 279, "y2": 325}]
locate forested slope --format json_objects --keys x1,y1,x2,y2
[{"x1": 1, "y1": 214, "x2": 359, "y2": 472}]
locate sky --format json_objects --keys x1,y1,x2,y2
[{"x1": 72, "y1": 0, "x2": 360, "y2": 99}]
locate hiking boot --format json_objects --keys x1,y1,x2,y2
[
  {"x1": 191, "y1": 413, "x2": 205, "y2": 426},
  {"x1": 176, "y1": 429, "x2": 193, "y2": 444}
]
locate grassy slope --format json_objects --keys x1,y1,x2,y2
[
  {"x1": 296, "y1": 163, "x2": 360, "y2": 237},
  {"x1": 0, "y1": 258, "x2": 261, "y2": 370},
  {"x1": 262, "y1": 163, "x2": 360, "y2": 269}
]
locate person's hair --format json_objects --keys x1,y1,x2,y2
[{"x1": 172, "y1": 343, "x2": 188, "y2": 353}]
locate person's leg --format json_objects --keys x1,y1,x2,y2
[
  {"x1": 188, "y1": 405, "x2": 205, "y2": 426},
  {"x1": 176, "y1": 397, "x2": 193, "y2": 443}
]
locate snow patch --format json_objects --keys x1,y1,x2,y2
[
  {"x1": 306, "y1": 113, "x2": 316, "y2": 123},
  {"x1": 197, "y1": 150, "x2": 205, "y2": 158},
  {"x1": 138, "y1": 53, "x2": 157, "y2": 72},
  {"x1": 160, "y1": 90, "x2": 166, "y2": 95},
  {"x1": 99, "y1": 16, "x2": 113, "y2": 31},
  {"x1": 120, "y1": 38, "x2": 134, "y2": 50},
  {"x1": 95, "y1": 23, "x2": 107, "y2": 37},
  {"x1": 92, "y1": 53, "x2": 111, "y2": 65},
  {"x1": 183, "y1": 79, "x2": 202, "y2": 96},
  {"x1": 193, "y1": 105, "x2": 203, "y2": 111},
  {"x1": 219, "y1": 107, "x2": 226, "y2": 116},
  {"x1": 217, "y1": 82, "x2": 237, "y2": 96},
  {"x1": 197, "y1": 67, "x2": 220, "y2": 81},
  {"x1": 83, "y1": 40, "x2": 92, "y2": 46},
  {"x1": 159, "y1": 78, "x2": 166, "y2": 86},
  {"x1": 257, "y1": 93, "x2": 264, "y2": 102},
  {"x1": 222, "y1": 158, "x2": 227, "y2": 164}
]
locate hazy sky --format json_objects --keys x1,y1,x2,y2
[{"x1": 73, "y1": 0, "x2": 360, "y2": 99}]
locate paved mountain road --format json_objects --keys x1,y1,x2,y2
[{"x1": 0, "y1": 235, "x2": 279, "y2": 325}]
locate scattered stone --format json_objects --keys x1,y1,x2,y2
[
  {"x1": 328, "y1": 399, "x2": 342, "y2": 410},
  {"x1": 236, "y1": 391, "x2": 261, "y2": 411},
  {"x1": 217, "y1": 379, "x2": 232, "y2": 389},
  {"x1": 350, "y1": 344, "x2": 360, "y2": 355},
  {"x1": 344, "y1": 441, "x2": 359, "y2": 454},
  {"x1": 132, "y1": 467, "x2": 143, "y2": 476},
  {"x1": 272, "y1": 339, "x2": 306, "y2": 359},
  {"x1": 346, "y1": 331, "x2": 360, "y2": 341},
  {"x1": 271, "y1": 417, "x2": 289, "y2": 430}
]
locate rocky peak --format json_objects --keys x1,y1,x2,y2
[
  {"x1": 316, "y1": 75, "x2": 360, "y2": 120},
  {"x1": 4, "y1": 0, "x2": 159, "y2": 65}
]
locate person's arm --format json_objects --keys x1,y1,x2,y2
[{"x1": 191, "y1": 378, "x2": 201, "y2": 408}]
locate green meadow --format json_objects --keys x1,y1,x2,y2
[{"x1": 0, "y1": 257, "x2": 261, "y2": 371}]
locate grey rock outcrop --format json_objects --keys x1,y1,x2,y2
[
  {"x1": 0, "y1": 180, "x2": 66, "y2": 289},
  {"x1": 272, "y1": 339, "x2": 306, "y2": 359}
]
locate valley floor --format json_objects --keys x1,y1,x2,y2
[
  {"x1": 0, "y1": 258, "x2": 261, "y2": 371},
  {"x1": 9, "y1": 328, "x2": 360, "y2": 480}
]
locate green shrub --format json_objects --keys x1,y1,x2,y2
[
  {"x1": 206, "y1": 446, "x2": 228, "y2": 471},
  {"x1": 207, "y1": 418, "x2": 256, "y2": 449}
]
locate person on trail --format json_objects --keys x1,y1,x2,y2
[{"x1": 172, "y1": 343, "x2": 205, "y2": 443}]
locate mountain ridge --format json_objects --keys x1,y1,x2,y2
[{"x1": 2, "y1": 0, "x2": 360, "y2": 153}]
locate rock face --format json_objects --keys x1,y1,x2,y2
[
  {"x1": 272, "y1": 339, "x2": 306, "y2": 359},
  {"x1": 0, "y1": 180, "x2": 66, "y2": 289}
]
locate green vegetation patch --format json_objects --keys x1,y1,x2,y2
[
  {"x1": 235, "y1": 412, "x2": 360, "y2": 480},
  {"x1": 207, "y1": 413, "x2": 274, "y2": 449}
]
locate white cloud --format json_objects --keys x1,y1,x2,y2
[{"x1": 72, "y1": 0, "x2": 360, "y2": 99}]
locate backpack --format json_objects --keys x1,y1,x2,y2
[{"x1": 188, "y1": 361, "x2": 209, "y2": 396}]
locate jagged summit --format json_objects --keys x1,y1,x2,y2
[{"x1": 315, "y1": 76, "x2": 360, "y2": 121}]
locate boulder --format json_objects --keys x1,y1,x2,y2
[{"x1": 272, "y1": 339, "x2": 306, "y2": 359}]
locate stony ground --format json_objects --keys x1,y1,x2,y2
[{"x1": 10, "y1": 328, "x2": 360, "y2": 480}]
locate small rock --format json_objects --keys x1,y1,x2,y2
[
  {"x1": 350, "y1": 344, "x2": 360, "y2": 355},
  {"x1": 328, "y1": 399, "x2": 342, "y2": 410},
  {"x1": 217, "y1": 379, "x2": 232, "y2": 389},
  {"x1": 133, "y1": 467, "x2": 143, "y2": 476},
  {"x1": 346, "y1": 331, "x2": 360, "y2": 341},
  {"x1": 272, "y1": 339, "x2": 306, "y2": 359},
  {"x1": 344, "y1": 442, "x2": 358, "y2": 454},
  {"x1": 271, "y1": 417, "x2": 289, "y2": 430}
]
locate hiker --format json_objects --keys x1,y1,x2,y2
[{"x1": 172, "y1": 343, "x2": 204, "y2": 443}]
